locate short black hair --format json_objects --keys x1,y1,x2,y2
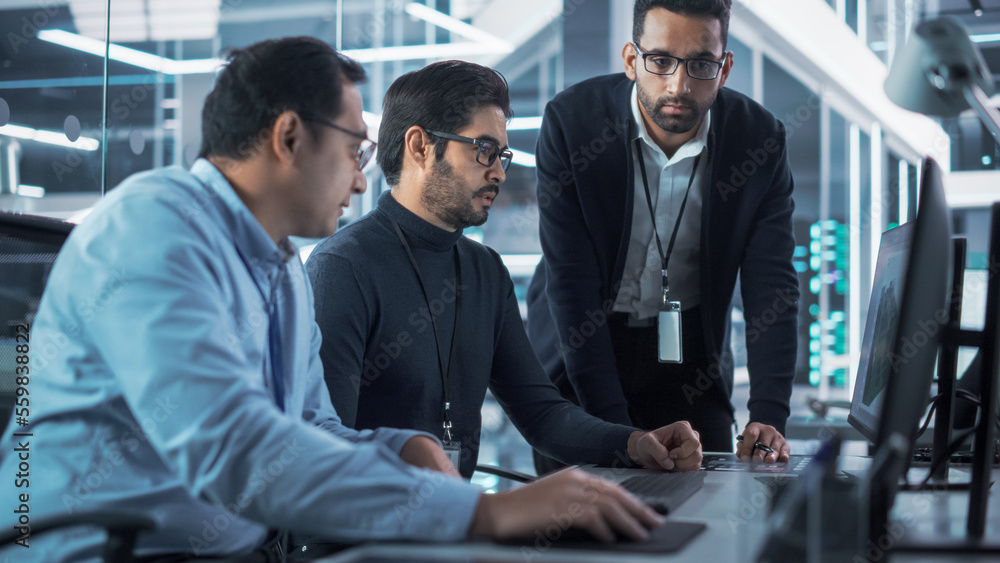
[
  {"x1": 632, "y1": 0, "x2": 731, "y2": 51},
  {"x1": 198, "y1": 36, "x2": 366, "y2": 160},
  {"x1": 377, "y1": 60, "x2": 513, "y2": 187}
]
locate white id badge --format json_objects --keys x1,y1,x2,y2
[
  {"x1": 442, "y1": 440, "x2": 462, "y2": 470},
  {"x1": 657, "y1": 302, "x2": 683, "y2": 364}
]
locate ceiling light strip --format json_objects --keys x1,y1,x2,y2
[{"x1": 0, "y1": 124, "x2": 100, "y2": 151}]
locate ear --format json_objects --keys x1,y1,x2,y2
[
  {"x1": 717, "y1": 51, "x2": 734, "y2": 88},
  {"x1": 269, "y1": 110, "x2": 305, "y2": 167},
  {"x1": 403, "y1": 125, "x2": 435, "y2": 173},
  {"x1": 623, "y1": 42, "x2": 639, "y2": 81}
]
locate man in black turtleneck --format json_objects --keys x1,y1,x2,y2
[{"x1": 307, "y1": 60, "x2": 703, "y2": 485}]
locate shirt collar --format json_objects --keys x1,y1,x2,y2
[
  {"x1": 189, "y1": 159, "x2": 294, "y2": 271},
  {"x1": 630, "y1": 83, "x2": 710, "y2": 163}
]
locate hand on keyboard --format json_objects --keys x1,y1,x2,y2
[
  {"x1": 627, "y1": 421, "x2": 703, "y2": 472},
  {"x1": 469, "y1": 468, "x2": 663, "y2": 543}
]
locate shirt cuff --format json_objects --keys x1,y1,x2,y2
[{"x1": 396, "y1": 471, "x2": 483, "y2": 540}]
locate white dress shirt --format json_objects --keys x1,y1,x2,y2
[{"x1": 613, "y1": 84, "x2": 710, "y2": 320}]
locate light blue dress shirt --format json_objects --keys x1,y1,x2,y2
[{"x1": 0, "y1": 160, "x2": 481, "y2": 562}]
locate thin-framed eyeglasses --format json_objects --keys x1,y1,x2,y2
[
  {"x1": 300, "y1": 116, "x2": 377, "y2": 170},
  {"x1": 632, "y1": 43, "x2": 727, "y2": 80},
  {"x1": 424, "y1": 129, "x2": 513, "y2": 172}
]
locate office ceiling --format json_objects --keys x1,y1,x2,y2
[{"x1": 1, "y1": 0, "x2": 1000, "y2": 196}]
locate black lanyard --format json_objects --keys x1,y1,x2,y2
[
  {"x1": 389, "y1": 217, "x2": 462, "y2": 442},
  {"x1": 635, "y1": 138, "x2": 702, "y2": 303}
]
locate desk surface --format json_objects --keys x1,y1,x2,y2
[
  {"x1": 311, "y1": 456, "x2": 1000, "y2": 563},
  {"x1": 315, "y1": 471, "x2": 765, "y2": 562},
  {"x1": 313, "y1": 457, "x2": 821, "y2": 562}
]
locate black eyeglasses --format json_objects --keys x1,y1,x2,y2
[
  {"x1": 632, "y1": 43, "x2": 726, "y2": 80},
  {"x1": 424, "y1": 129, "x2": 513, "y2": 172},
  {"x1": 300, "y1": 116, "x2": 377, "y2": 170}
]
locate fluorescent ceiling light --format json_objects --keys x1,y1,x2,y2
[
  {"x1": 338, "y1": 3, "x2": 512, "y2": 63},
  {"x1": 39, "y1": 30, "x2": 223, "y2": 75},
  {"x1": 872, "y1": 32, "x2": 1000, "y2": 52},
  {"x1": 0, "y1": 123, "x2": 100, "y2": 151},
  {"x1": 343, "y1": 42, "x2": 512, "y2": 63},
  {"x1": 510, "y1": 148, "x2": 536, "y2": 168},
  {"x1": 404, "y1": 2, "x2": 513, "y2": 51},
  {"x1": 16, "y1": 185, "x2": 45, "y2": 198},
  {"x1": 972, "y1": 33, "x2": 1000, "y2": 43},
  {"x1": 508, "y1": 116, "x2": 543, "y2": 130}
]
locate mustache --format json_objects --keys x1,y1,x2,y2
[{"x1": 473, "y1": 185, "x2": 500, "y2": 198}]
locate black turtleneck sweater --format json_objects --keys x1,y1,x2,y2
[{"x1": 306, "y1": 191, "x2": 636, "y2": 477}]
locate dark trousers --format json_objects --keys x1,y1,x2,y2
[
  {"x1": 135, "y1": 531, "x2": 288, "y2": 563},
  {"x1": 534, "y1": 306, "x2": 734, "y2": 476}
]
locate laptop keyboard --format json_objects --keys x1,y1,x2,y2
[{"x1": 620, "y1": 471, "x2": 707, "y2": 514}]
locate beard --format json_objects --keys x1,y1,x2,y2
[
  {"x1": 422, "y1": 158, "x2": 498, "y2": 230},
  {"x1": 636, "y1": 81, "x2": 717, "y2": 135}
]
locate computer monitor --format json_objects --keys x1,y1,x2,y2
[
  {"x1": 866, "y1": 157, "x2": 953, "y2": 545},
  {"x1": 848, "y1": 222, "x2": 914, "y2": 444}
]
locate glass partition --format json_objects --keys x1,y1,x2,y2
[{"x1": 0, "y1": 3, "x2": 106, "y2": 219}]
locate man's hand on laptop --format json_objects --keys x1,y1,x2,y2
[
  {"x1": 736, "y1": 422, "x2": 790, "y2": 463},
  {"x1": 626, "y1": 421, "x2": 703, "y2": 472},
  {"x1": 469, "y1": 468, "x2": 663, "y2": 543}
]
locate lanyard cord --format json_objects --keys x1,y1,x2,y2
[
  {"x1": 234, "y1": 246, "x2": 286, "y2": 412},
  {"x1": 389, "y1": 217, "x2": 462, "y2": 441},
  {"x1": 635, "y1": 138, "x2": 702, "y2": 304}
]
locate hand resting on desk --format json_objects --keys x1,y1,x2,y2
[
  {"x1": 736, "y1": 422, "x2": 791, "y2": 463},
  {"x1": 627, "y1": 420, "x2": 703, "y2": 471},
  {"x1": 469, "y1": 468, "x2": 663, "y2": 544}
]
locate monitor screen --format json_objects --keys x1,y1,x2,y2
[{"x1": 848, "y1": 223, "x2": 913, "y2": 443}]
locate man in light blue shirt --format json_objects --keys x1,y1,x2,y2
[{"x1": 0, "y1": 37, "x2": 666, "y2": 562}]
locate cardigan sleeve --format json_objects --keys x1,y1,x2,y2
[
  {"x1": 738, "y1": 120, "x2": 799, "y2": 433},
  {"x1": 489, "y1": 261, "x2": 636, "y2": 464}
]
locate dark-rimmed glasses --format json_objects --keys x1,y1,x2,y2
[
  {"x1": 301, "y1": 116, "x2": 377, "y2": 170},
  {"x1": 424, "y1": 129, "x2": 513, "y2": 172},
  {"x1": 632, "y1": 43, "x2": 726, "y2": 80}
]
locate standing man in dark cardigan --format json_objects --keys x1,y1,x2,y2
[
  {"x1": 306, "y1": 60, "x2": 702, "y2": 486},
  {"x1": 527, "y1": 0, "x2": 799, "y2": 471}
]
